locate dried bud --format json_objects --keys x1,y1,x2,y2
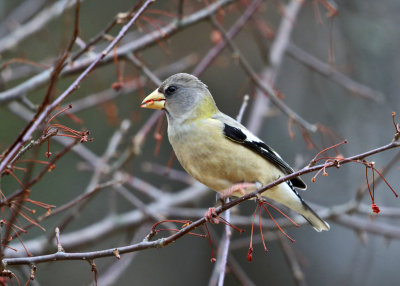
[
  {"x1": 112, "y1": 82, "x2": 123, "y2": 91},
  {"x1": 116, "y1": 12, "x2": 129, "y2": 24},
  {"x1": 210, "y1": 30, "x2": 222, "y2": 44},
  {"x1": 247, "y1": 247, "x2": 253, "y2": 262},
  {"x1": 113, "y1": 249, "x2": 121, "y2": 259},
  {"x1": 371, "y1": 203, "x2": 380, "y2": 214},
  {"x1": 154, "y1": 133, "x2": 162, "y2": 141}
]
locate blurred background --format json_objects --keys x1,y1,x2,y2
[{"x1": 0, "y1": 0, "x2": 400, "y2": 285}]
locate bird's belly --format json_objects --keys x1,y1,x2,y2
[
  {"x1": 174, "y1": 139, "x2": 233, "y2": 190},
  {"x1": 170, "y1": 126, "x2": 283, "y2": 192}
]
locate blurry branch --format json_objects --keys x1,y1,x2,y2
[
  {"x1": 7, "y1": 55, "x2": 196, "y2": 116},
  {"x1": 114, "y1": 0, "x2": 235, "y2": 54},
  {"x1": 65, "y1": 54, "x2": 197, "y2": 112},
  {"x1": 87, "y1": 119, "x2": 131, "y2": 191},
  {"x1": 3, "y1": 139, "x2": 400, "y2": 265},
  {"x1": 224, "y1": 254, "x2": 256, "y2": 286},
  {"x1": 68, "y1": 1, "x2": 147, "y2": 64},
  {"x1": 0, "y1": 61, "x2": 46, "y2": 84},
  {"x1": 177, "y1": 0, "x2": 185, "y2": 21},
  {"x1": 142, "y1": 162, "x2": 195, "y2": 184},
  {"x1": 211, "y1": 1, "x2": 318, "y2": 133},
  {"x1": 114, "y1": 186, "x2": 168, "y2": 224},
  {"x1": 247, "y1": 0, "x2": 304, "y2": 134},
  {"x1": 334, "y1": 215, "x2": 400, "y2": 238},
  {"x1": 193, "y1": 0, "x2": 263, "y2": 77},
  {"x1": 276, "y1": 233, "x2": 306, "y2": 286},
  {"x1": 126, "y1": 54, "x2": 162, "y2": 86},
  {"x1": 0, "y1": 0, "x2": 47, "y2": 37},
  {"x1": 0, "y1": 0, "x2": 236, "y2": 104},
  {"x1": 40, "y1": 180, "x2": 118, "y2": 220},
  {"x1": 0, "y1": 0, "x2": 86, "y2": 54},
  {"x1": 268, "y1": 0, "x2": 302, "y2": 72},
  {"x1": 0, "y1": 0, "x2": 154, "y2": 173},
  {"x1": 286, "y1": 43, "x2": 385, "y2": 102},
  {"x1": 39, "y1": 0, "x2": 80, "y2": 110},
  {"x1": 93, "y1": 224, "x2": 151, "y2": 286},
  {"x1": 207, "y1": 228, "x2": 256, "y2": 286}
]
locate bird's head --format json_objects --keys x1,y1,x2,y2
[{"x1": 141, "y1": 73, "x2": 218, "y2": 121}]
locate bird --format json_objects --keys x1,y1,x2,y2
[{"x1": 141, "y1": 73, "x2": 329, "y2": 232}]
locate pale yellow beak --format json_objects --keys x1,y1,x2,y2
[{"x1": 141, "y1": 89, "x2": 165, "y2": 109}]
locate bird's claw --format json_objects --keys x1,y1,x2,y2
[
  {"x1": 205, "y1": 207, "x2": 219, "y2": 224},
  {"x1": 220, "y1": 182, "x2": 257, "y2": 199}
]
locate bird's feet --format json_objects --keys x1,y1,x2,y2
[
  {"x1": 220, "y1": 182, "x2": 258, "y2": 200},
  {"x1": 205, "y1": 207, "x2": 219, "y2": 224},
  {"x1": 206, "y1": 183, "x2": 258, "y2": 224}
]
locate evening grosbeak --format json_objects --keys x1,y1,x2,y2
[{"x1": 141, "y1": 73, "x2": 329, "y2": 232}]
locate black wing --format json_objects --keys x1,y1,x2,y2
[{"x1": 223, "y1": 124, "x2": 306, "y2": 189}]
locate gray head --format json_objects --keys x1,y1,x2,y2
[{"x1": 141, "y1": 73, "x2": 218, "y2": 121}]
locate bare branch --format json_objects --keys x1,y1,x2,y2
[{"x1": 287, "y1": 43, "x2": 385, "y2": 101}]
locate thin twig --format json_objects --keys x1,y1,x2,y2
[{"x1": 247, "y1": 0, "x2": 304, "y2": 134}]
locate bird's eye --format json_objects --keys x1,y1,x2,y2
[{"x1": 165, "y1": 85, "x2": 177, "y2": 96}]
